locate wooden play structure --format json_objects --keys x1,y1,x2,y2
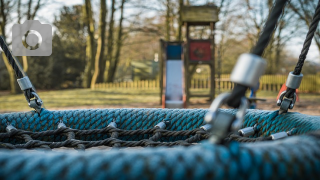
[{"x1": 160, "y1": 4, "x2": 219, "y2": 108}]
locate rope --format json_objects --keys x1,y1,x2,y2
[
  {"x1": 0, "y1": 132, "x2": 320, "y2": 179},
  {"x1": 0, "y1": 36, "x2": 24, "y2": 79},
  {"x1": 0, "y1": 36, "x2": 34, "y2": 100},
  {"x1": 227, "y1": 0, "x2": 289, "y2": 108},
  {"x1": 285, "y1": 0, "x2": 320, "y2": 98},
  {"x1": 0, "y1": 125, "x2": 210, "y2": 149}
]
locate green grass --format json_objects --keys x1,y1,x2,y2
[
  {"x1": 0, "y1": 89, "x2": 160, "y2": 112},
  {"x1": 1, "y1": 88, "x2": 320, "y2": 112}
]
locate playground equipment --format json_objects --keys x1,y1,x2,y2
[
  {"x1": 160, "y1": 5, "x2": 218, "y2": 108},
  {"x1": 1, "y1": 0, "x2": 320, "y2": 179},
  {"x1": 182, "y1": 5, "x2": 218, "y2": 104},
  {"x1": 160, "y1": 41, "x2": 186, "y2": 108}
]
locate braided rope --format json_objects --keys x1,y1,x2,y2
[
  {"x1": 0, "y1": 132, "x2": 320, "y2": 179},
  {"x1": 0, "y1": 36, "x2": 34, "y2": 100},
  {"x1": 285, "y1": 0, "x2": 320, "y2": 99},
  {"x1": 0, "y1": 126, "x2": 209, "y2": 149},
  {"x1": 0, "y1": 36, "x2": 24, "y2": 78},
  {"x1": 227, "y1": 0, "x2": 289, "y2": 108}
]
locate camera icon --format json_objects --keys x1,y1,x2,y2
[{"x1": 12, "y1": 20, "x2": 52, "y2": 56}]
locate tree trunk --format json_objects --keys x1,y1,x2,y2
[
  {"x1": 176, "y1": 0, "x2": 183, "y2": 41},
  {"x1": 107, "y1": 0, "x2": 126, "y2": 83},
  {"x1": 105, "y1": 0, "x2": 116, "y2": 82},
  {"x1": 82, "y1": 0, "x2": 95, "y2": 88},
  {"x1": 0, "y1": 0, "x2": 18, "y2": 94},
  {"x1": 2, "y1": 54, "x2": 19, "y2": 94},
  {"x1": 91, "y1": 0, "x2": 107, "y2": 89},
  {"x1": 165, "y1": 0, "x2": 171, "y2": 41}
]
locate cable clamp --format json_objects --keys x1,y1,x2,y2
[
  {"x1": 286, "y1": 72, "x2": 303, "y2": 89},
  {"x1": 155, "y1": 120, "x2": 170, "y2": 129},
  {"x1": 6, "y1": 124, "x2": 16, "y2": 132},
  {"x1": 17, "y1": 76, "x2": 33, "y2": 90},
  {"x1": 200, "y1": 124, "x2": 212, "y2": 131},
  {"x1": 276, "y1": 72, "x2": 302, "y2": 114},
  {"x1": 238, "y1": 124, "x2": 257, "y2": 137},
  {"x1": 28, "y1": 92, "x2": 43, "y2": 113},
  {"x1": 107, "y1": 121, "x2": 117, "y2": 128},
  {"x1": 230, "y1": 53, "x2": 267, "y2": 87},
  {"x1": 277, "y1": 91, "x2": 296, "y2": 114},
  {"x1": 205, "y1": 93, "x2": 248, "y2": 144},
  {"x1": 271, "y1": 129, "x2": 295, "y2": 140},
  {"x1": 58, "y1": 120, "x2": 67, "y2": 129}
]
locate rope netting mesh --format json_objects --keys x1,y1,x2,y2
[
  {"x1": 1, "y1": 108, "x2": 320, "y2": 150},
  {"x1": 0, "y1": 123, "x2": 209, "y2": 149}
]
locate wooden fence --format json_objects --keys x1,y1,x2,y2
[{"x1": 95, "y1": 74, "x2": 320, "y2": 93}]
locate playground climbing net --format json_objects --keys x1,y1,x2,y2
[
  {"x1": 0, "y1": 118, "x2": 279, "y2": 150},
  {"x1": 0, "y1": 121, "x2": 212, "y2": 150}
]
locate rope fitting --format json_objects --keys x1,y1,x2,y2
[
  {"x1": 17, "y1": 76, "x2": 33, "y2": 90},
  {"x1": 286, "y1": 72, "x2": 303, "y2": 89},
  {"x1": 155, "y1": 120, "x2": 170, "y2": 129},
  {"x1": 107, "y1": 121, "x2": 117, "y2": 128},
  {"x1": 6, "y1": 124, "x2": 16, "y2": 132},
  {"x1": 200, "y1": 124, "x2": 212, "y2": 131},
  {"x1": 17, "y1": 76, "x2": 43, "y2": 113},
  {"x1": 271, "y1": 128, "x2": 295, "y2": 140},
  {"x1": 230, "y1": 53, "x2": 267, "y2": 87},
  {"x1": 238, "y1": 125, "x2": 257, "y2": 137},
  {"x1": 277, "y1": 91, "x2": 297, "y2": 114},
  {"x1": 205, "y1": 93, "x2": 248, "y2": 144},
  {"x1": 57, "y1": 120, "x2": 66, "y2": 129},
  {"x1": 28, "y1": 92, "x2": 43, "y2": 113}
]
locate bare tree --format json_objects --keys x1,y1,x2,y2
[
  {"x1": 289, "y1": 0, "x2": 320, "y2": 52},
  {"x1": 82, "y1": 0, "x2": 95, "y2": 88},
  {"x1": 105, "y1": 0, "x2": 116, "y2": 82},
  {"x1": 0, "y1": 0, "x2": 19, "y2": 94},
  {"x1": 107, "y1": 0, "x2": 126, "y2": 83},
  {"x1": 91, "y1": 0, "x2": 107, "y2": 89}
]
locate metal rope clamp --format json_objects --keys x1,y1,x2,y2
[
  {"x1": 277, "y1": 72, "x2": 303, "y2": 114},
  {"x1": 17, "y1": 76, "x2": 43, "y2": 113},
  {"x1": 205, "y1": 93, "x2": 248, "y2": 144}
]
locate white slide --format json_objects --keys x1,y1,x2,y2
[{"x1": 165, "y1": 60, "x2": 184, "y2": 108}]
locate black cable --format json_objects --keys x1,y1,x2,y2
[
  {"x1": 284, "y1": 0, "x2": 320, "y2": 99},
  {"x1": 0, "y1": 36, "x2": 24, "y2": 78},
  {"x1": 227, "y1": 0, "x2": 289, "y2": 108},
  {"x1": 0, "y1": 36, "x2": 34, "y2": 100}
]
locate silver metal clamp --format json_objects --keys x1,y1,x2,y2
[
  {"x1": 238, "y1": 124, "x2": 257, "y2": 137},
  {"x1": 205, "y1": 93, "x2": 248, "y2": 144},
  {"x1": 286, "y1": 72, "x2": 303, "y2": 89},
  {"x1": 277, "y1": 72, "x2": 302, "y2": 114},
  {"x1": 28, "y1": 92, "x2": 43, "y2": 113},
  {"x1": 17, "y1": 76, "x2": 33, "y2": 91},
  {"x1": 17, "y1": 76, "x2": 43, "y2": 113},
  {"x1": 230, "y1": 53, "x2": 267, "y2": 87},
  {"x1": 271, "y1": 128, "x2": 295, "y2": 140},
  {"x1": 277, "y1": 90, "x2": 297, "y2": 114},
  {"x1": 155, "y1": 120, "x2": 170, "y2": 129}
]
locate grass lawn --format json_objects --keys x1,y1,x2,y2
[
  {"x1": 1, "y1": 88, "x2": 320, "y2": 113},
  {"x1": 0, "y1": 89, "x2": 160, "y2": 112}
]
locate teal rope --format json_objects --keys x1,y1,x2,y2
[{"x1": 0, "y1": 135, "x2": 319, "y2": 179}]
